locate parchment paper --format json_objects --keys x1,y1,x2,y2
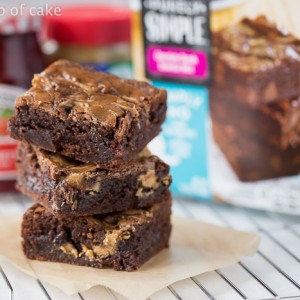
[{"x1": 0, "y1": 214, "x2": 260, "y2": 300}]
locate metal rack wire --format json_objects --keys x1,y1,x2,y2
[{"x1": 0, "y1": 194, "x2": 300, "y2": 300}]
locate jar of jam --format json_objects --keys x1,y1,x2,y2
[
  {"x1": 0, "y1": 14, "x2": 44, "y2": 192},
  {"x1": 0, "y1": 15, "x2": 45, "y2": 88},
  {"x1": 43, "y1": 5, "x2": 132, "y2": 78}
]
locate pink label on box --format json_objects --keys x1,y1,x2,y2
[{"x1": 146, "y1": 46, "x2": 209, "y2": 80}]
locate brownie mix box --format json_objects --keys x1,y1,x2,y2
[
  {"x1": 133, "y1": 0, "x2": 212, "y2": 199},
  {"x1": 132, "y1": 0, "x2": 300, "y2": 214}
]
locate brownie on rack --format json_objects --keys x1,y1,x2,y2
[
  {"x1": 17, "y1": 142, "x2": 171, "y2": 216},
  {"x1": 10, "y1": 59, "x2": 172, "y2": 271},
  {"x1": 22, "y1": 197, "x2": 172, "y2": 271},
  {"x1": 9, "y1": 60, "x2": 167, "y2": 168}
]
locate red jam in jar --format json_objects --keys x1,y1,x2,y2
[
  {"x1": 0, "y1": 15, "x2": 44, "y2": 88},
  {"x1": 0, "y1": 32, "x2": 45, "y2": 88},
  {"x1": 0, "y1": 14, "x2": 44, "y2": 192}
]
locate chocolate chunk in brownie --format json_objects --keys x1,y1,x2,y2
[
  {"x1": 22, "y1": 198, "x2": 172, "y2": 271},
  {"x1": 212, "y1": 16, "x2": 300, "y2": 106},
  {"x1": 17, "y1": 143, "x2": 171, "y2": 216},
  {"x1": 9, "y1": 60, "x2": 167, "y2": 168}
]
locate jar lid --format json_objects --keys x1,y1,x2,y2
[
  {"x1": 44, "y1": 5, "x2": 131, "y2": 46},
  {"x1": 0, "y1": 15, "x2": 40, "y2": 35}
]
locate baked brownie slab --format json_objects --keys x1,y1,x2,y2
[
  {"x1": 9, "y1": 60, "x2": 167, "y2": 167},
  {"x1": 22, "y1": 198, "x2": 172, "y2": 271},
  {"x1": 212, "y1": 16, "x2": 300, "y2": 107},
  {"x1": 17, "y1": 143, "x2": 171, "y2": 216}
]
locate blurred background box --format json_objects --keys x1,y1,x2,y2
[{"x1": 210, "y1": 0, "x2": 300, "y2": 214}]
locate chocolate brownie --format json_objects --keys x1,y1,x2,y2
[
  {"x1": 17, "y1": 143, "x2": 171, "y2": 216},
  {"x1": 22, "y1": 198, "x2": 172, "y2": 271},
  {"x1": 9, "y1": 60, "x2": 167, "y2": 168},
  {"x1": 212, "y1": 120, "x2": 300, "y2": 181},
  {"x1": 212, "y1": 16, "x2": 300, "y2": 107}
]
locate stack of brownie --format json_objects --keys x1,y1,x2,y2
[
  {"x1": 9, "y1": 60, "x2": 172, "y2": 271},
  {"x1": 211, "y1": 16, "x2": 300, "y2": 181}
]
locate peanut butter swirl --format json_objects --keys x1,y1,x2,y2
[
  {"x1": 33, "y1": 203, "x2": 157, "y2": 259},
  {"x1": 16, "y1": 60, "x2": 166, "y2": 127},
  {"x1": 213, "y1": 16, "x2": 300, "y2": 72},
  {"x1": 34, "y1": 145, "x2": 153, "y2": 192}
]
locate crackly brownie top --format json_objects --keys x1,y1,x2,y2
[
  {"x1": 15, "y1": 60, "x2": 166, "y2": 127},
  {"x1": 213, "y1": 16, "x2": 300, "y2": 72}
]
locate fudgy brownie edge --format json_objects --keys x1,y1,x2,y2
[
  {"x1": 17, "y1": 143, "x2": 172, "y2": 216},
  {"x1": 9, "y1": 60, "x2": 167, "y2": 167},
  {"x1": 22, "y1": 198, "x2": 172, "y2": 271}
]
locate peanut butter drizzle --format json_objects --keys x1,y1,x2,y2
[{"x1": 16, "y1": 60, "x2": 165, "y2": 127}]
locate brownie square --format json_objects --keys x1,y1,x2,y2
[
  {"x1": 212, "y1": 16, "x2": 300, "y2": 107},
  {"x1": 9, "y1": 60, "x2": 167, "y2": 168},
  {"x1": 22, "y1": 198, "x2": 172, "y2": 271},
  {"x1": 17, "y1": 142, "x2": 171, "y2": 216}
]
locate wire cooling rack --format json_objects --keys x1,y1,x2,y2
[{"x1": 0, "y1": 193, "x2": 300, "y2": 300}]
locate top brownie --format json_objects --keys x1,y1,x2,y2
[
  {"x1": 9, "y1": 60, "x2": 167, "y2": 167},
  {"x1": 212, "y1": 16, "x2": 300, "y2": 106}
]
